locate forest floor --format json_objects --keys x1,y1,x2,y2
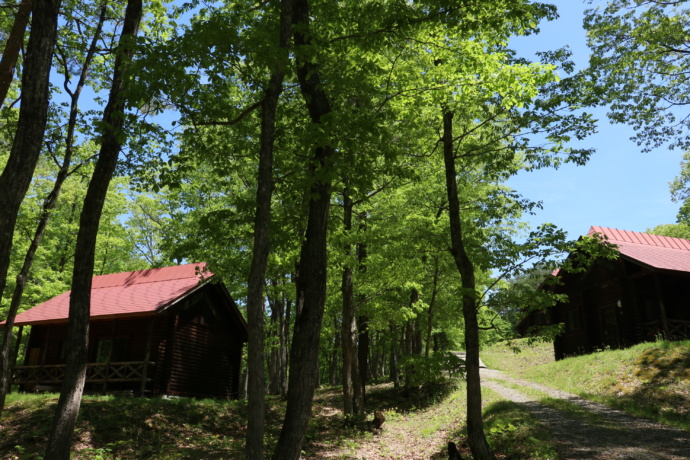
[{"x1": 2, "y1": 340, "x2": 690, "y2": 459}]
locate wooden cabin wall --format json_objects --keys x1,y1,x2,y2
[
  {"x1": 164, "y1": 317, "x2": 243, "y2": 399},
  {"x1": 660, "y1": 275, "x2": 690, "y2": 321}
]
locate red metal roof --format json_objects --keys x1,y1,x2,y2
[
  {"x1": 588, "y1": 226, "x2": 690, "y2": 272},
  {"x1": 4, "y1": 263, "x2": 212, "y2": 326}
]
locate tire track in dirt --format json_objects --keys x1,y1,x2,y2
[{"x1": 481, "y1": 368, "x2": 690, "y2": 459}]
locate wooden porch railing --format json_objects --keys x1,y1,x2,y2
[
  {"x1": 12, "y1": 361, "x2": 155, "y2": 394},
  {"x1": 641, "y1": 319, "x2": 690, "y2": 341}
]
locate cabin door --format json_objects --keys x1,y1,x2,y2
[{"x1": 600, "y1": 306, "x2": 620, "y2": 349}]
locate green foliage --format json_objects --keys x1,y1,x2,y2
[
  {"x1": 647, "y1": 222, "x2": 690, "y2": 240},
  {"x1": 584, "y1": 0, "x2": 690, "y2": 152},
  {"x1": 399, "y1": 352, "x2": 465, "y2": 387}
]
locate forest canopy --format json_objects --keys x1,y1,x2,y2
[{"x1": 1, "y1": 0, "x2": 674, "y2": 458}]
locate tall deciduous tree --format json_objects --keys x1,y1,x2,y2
[
  {"x1": 273, "y1": 0, "x2": 335, "y2": 457},
  {"x1": 0, "y1": 0, "x2": 32, "y2": 106},
  {"x1": 44, "y1": 0, "x2": 142, "y2": 456},
  {"x1": 442, "y1": 109, "x2": 494, "y2": 459},
  {"x1": 246, "y1": 0, "x2": 292, "y2": 457},
  {"x1": 0, "y1": 0, "x2": 60, "y2": 330},
  {"x1": 0, "y1": 2, "x2": 107, "y2": 416}
]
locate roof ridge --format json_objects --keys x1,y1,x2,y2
[{"x1": 588, "y1": 226, "x2": 690, "y2": 251}]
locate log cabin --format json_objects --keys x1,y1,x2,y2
[
  {"x1": 1, "y1": 263, "x2": 247, "y2": 398},
  {"x1": 521, "y1": 226, "x2": 690, "y2": 360}
]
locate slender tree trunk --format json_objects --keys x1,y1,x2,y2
[
  {"x1": 0, "y1": 0, "x2": 32, "y2": 106},
  {"x1": 273, "y1": 0, "x2": 333, "y2": 456},
  {"x1": 389, "y1": 324, "x2": 399, "y2": 387},
  {"x1": 281, "y1": 292, "x2": 291, "y2": 398},
  {"x1": 341, "y1": 189, "x2": 363, "y2": 416},
  {"x1": 0, "y1": 4, "x2": 106, "y2": 417},
  {"x1": 44, "y1": 2, "x2": 142, "y2": 458},
  {"x1": 442, "y1": 110, "x2": 494, "y2": 460},
  {"x1": 329, "y1": 317, "x2": 339, "y2": 386},
  {"x1": 0, "y1": 0, "x2": 61, "y2": 322},
  {"x1": 425, "y1": 258, "x2": 440, "y2": 358},
  {"x1": 357, "y1": 314, "x2": 369, "y2": 393},
  {"x1": 356, "y1": 216, "x2": 369, "y2": 399},
  {"x1": 246, "y1": 2, "x2": 291, "y2": 457},
  {"x1": 267, "y1": 288, "x2": 286, "y2": 395}
]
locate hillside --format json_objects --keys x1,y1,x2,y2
[{"x1": 482, "y1": 338, "x2": 690, "y2": 430}]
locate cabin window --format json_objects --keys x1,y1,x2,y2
[
  {"x1": 96, "y1": 340, "x2": 113, "y2": 363},
  {"x1": 59, "y1": 341, "x2": 67, "y2": 363},
  {"x1": 567, "y1": 309, "x2": 581, "y2": 332},
  {"x1": 96, "y1": 338, "x2": 128, "y2": 363}
]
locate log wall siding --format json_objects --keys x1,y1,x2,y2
[{"x1": 165, "y1": 319, "x2": 242, "y2": 399}]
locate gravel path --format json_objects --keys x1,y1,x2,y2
[{"x1": 481, "y1": 368, "x2": 690, "y2": 459}]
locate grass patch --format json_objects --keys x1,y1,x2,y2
[
  {"x1": 480, "y1": 386, "x2": 558, "y2": 459},
  {"x1": 484, "y1": 338, "x2": 690, "y2": 431},
  {"x1": 441, "y1": 384, "x2": 559, "y2": 460},
  {"x1": 481, "y1": 338, "x2": 555, "y2": 376}
]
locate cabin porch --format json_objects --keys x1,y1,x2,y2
[{"x1": 12, "y1": 360, "x2": 156, "y2": 395}]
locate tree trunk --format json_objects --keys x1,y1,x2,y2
[
  {"x1": 356, "y1": 212, "x2": 369, "y2": 397},
  {"x1": 0, "y1": 0, "x2": 61, "y2": 324},
  {"x1": 281, "y1": 293, "x2": 291, "y2": 398},
  {"x1": 389, "y1": 324, "x2": 399, "y2": 387},
  {"x1": 341, "y1": 189, "x2": 363, "y2": 416},
  {"x1": 0, "y1": 3, "x2": 106, "y2": 417},
  {"x1": 246, "y1": 1, "x2": 291, "y2": 457},
  {"x1": 329, "y1": 318, "x2": 339, "y2": 386},
  {"x1": 442, "y1": 110, "x2": 494, "y2": 460},
  {"x1": 0, "y1": 0, "x2": 32, "y2": 106},
  {"x1": 44, "y1": 2, "x2": 142, "y2": 458},
  {"x1": 273, "y1": 0, "x2": 333, "y2": 457},
  {"x1": 357, "y1": 314, "x2": 369, "y2": 393},
  {"x1": 267, "y1": 286, "x2": 286, "y2": 396},
  {"x1": 425, "y1": 258, "x2": 440, "y2": 358}
]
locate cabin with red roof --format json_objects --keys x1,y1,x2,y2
[
  {"x1": 526, "y1": 226, "x2": 690, "y2": 360},
  {"x1": 2, "y1": 263, "x2": 247, "y2": 398}
]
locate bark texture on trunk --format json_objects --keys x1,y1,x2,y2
[
  {"x1": 0, "y1": 4, "x2": 106, "y2": 417},
  {"x1": 0, "y1": 0, "x2": 32, "y2": 106},
  {"x1": 273, "y1": 0, "x2": 333, "y2": 456},
  {"x1": 44, "y1": 2, "x2": 142, "y2": 458},
  {"x1": 441, "y1": 110, "x2": 495, "y2": 460},
  {"x1": 246, "y1": 2, "x2": 292, "y2": 457},
  {"x1": 0, "y1": 0, "x2": 60, "y2": 326}
]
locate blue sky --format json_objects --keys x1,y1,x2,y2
[{"x1": 507, "y1": 1, "x2": 683, "y2": 240}]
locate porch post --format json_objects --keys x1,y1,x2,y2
[
  {"x1": 140, "y1": 317, "x2": 155, "y2": 396},
  {"x1": 103, "y1": 319, "x2": 119, "y2": 394},
  {"x1": 654, "y1": 273, "x2": 670, "y2": 338},
  {"x1": 9, "y1": 325, "x2": 24, "y2": 382}
]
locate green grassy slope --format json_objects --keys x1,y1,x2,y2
[{"x1": 482, "y1": 339, "x2": 690, "y2": 430}]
